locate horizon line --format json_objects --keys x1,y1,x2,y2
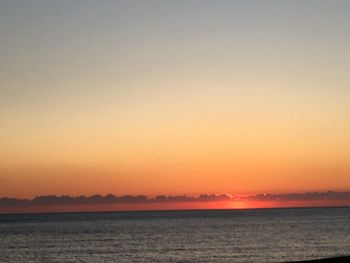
[{"x1": 2, "y1": 190, "x2": 350, "y2": 207}]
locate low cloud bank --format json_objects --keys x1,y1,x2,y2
[
  {"x1": 249, "y1": 191, "x2": 350, "y2": 201},
  {"x1": 1, "y1": 191, "x2": 350, "y2": 207}
]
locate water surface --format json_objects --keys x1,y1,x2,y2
[{"x1": 1, "y1": 207, "x2": 350, "y2": 262}]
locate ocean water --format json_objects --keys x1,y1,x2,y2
[{"x1": 1, "y1": 207, "x2": 350, "y2": 262}]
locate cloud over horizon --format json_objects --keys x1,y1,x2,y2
[{"x1": 1, "y1": 191, "x2": 350, "y2": 208}]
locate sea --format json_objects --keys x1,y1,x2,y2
[{"x1": 1, "y1": 207, "x2": 350, "y2": 262}]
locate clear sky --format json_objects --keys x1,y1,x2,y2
[{"x1": 1, "y1": 0, "x2": 350, "y2": 199}]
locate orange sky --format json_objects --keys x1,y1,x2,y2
[{"x1": 0, "y1": 1, "x2": 350, "y2": 201}]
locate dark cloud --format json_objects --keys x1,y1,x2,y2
[
  {"x1": 1, "y1": 191, "x2": 350, "y2": 208},
  {"x1": 0, "y1": 197, "x2": 29, "y2": 207},
  {"x1": 0, "y1": 194, "x2": 232, "y2": 207},
  {"x1": 249, "y1": 191, "x2": 350, "y2": 201}
]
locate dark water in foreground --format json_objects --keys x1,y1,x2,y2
[{"x1": 1, "y1": 207, "x2": 350, "y2": 262}]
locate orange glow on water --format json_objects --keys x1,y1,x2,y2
[{"x1": 1, "y1": 199, "x2": 350, "y2": 214}]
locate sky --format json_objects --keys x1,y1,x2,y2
[{"x1": 1, "y1": 0, "x2": 350, "y2": 206}]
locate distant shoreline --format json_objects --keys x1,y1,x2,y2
[{"x1": 288, "y1": 256, "x2": 350, "y2": 262}]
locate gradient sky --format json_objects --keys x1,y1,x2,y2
[{"x1": 1, "y1": 0, "x2": 350, "y2": 199}]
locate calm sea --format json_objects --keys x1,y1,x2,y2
[{"x1": 1, "y1": 207, "x2": 350, "y2": 262}]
